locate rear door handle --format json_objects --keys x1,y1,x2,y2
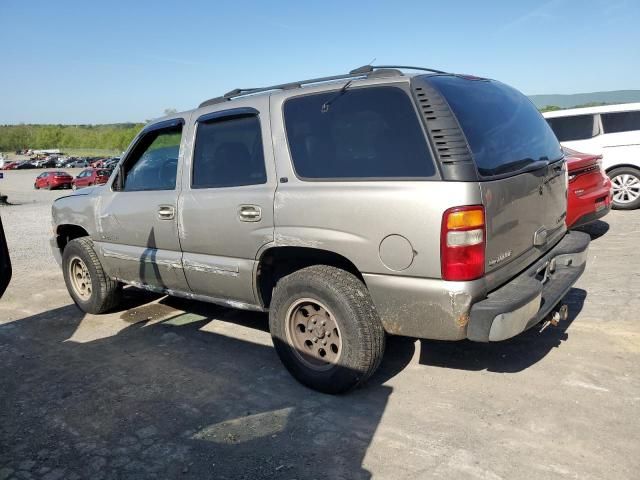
[
  {"x1": 158, "y1": 205, "x2": 175, "y2": 220},
  {"x1": 238, "y1": 205, "x2": 262, "y2": 222}
]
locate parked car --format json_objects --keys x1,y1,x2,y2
[
  {"x1": 16, "y1": 160, "x2": 37, "y2": 169},
  {"x1": 40, "y1": 158, "x2": 58, "y2": 168},
  {"x1": 72, "y1": 168, "x2": 111, "y2": 189},
  {"x1": 1, "y1": 161, "x2": 18, "y2": 170},
  {"x1": 564, "y1": 147, "x2": 612, "y2": 228},
  {"x1": 67, "y1": 159, "x2": 90, "y2": 168},
  {"x1": 544, "y1": 103, "x2": 640, "y2": 210},
  {"x1": 56, "y1": 157, "x2": 74, "y2": 168},
  {"x1": 34, "y1": 171, "x2": 74, "y2": 190},
  {"x1": 103, "y1": 157, "x2": 120, "y2": 170},
  {"x1": 50, "y1": 65, "x2": 590, "y2": 393}
]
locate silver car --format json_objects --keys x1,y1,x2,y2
[{"x1": 51, "y1": 65, "x2": 590, "y2": 393}]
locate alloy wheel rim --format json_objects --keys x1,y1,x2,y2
[
  {"x1": 285, "y1": 298, "x2": 343, "y2": 371},
  {"x1": 68, "y1": 256, "x2": 92, "y2": 300},
  {"x1": 611, "y1": 173, "x2": 640, "y2": 204}
]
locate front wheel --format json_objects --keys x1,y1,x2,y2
[
  {"x1": 62, "y1": 237, "x2": 122, "y2": 314},
  {"x1": 269, "y1": 265, "x2": 385, "y2": 394},
  {"x1": 34, "y1": 183, "x2": 39, "y2": 190},
  {"x1": 609, "y1": 166, "x2": 640, "y2": 210}
]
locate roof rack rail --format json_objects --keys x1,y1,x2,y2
[
  {"x1": 198, "y1": 67, "x2": 405, "y2": 108},
  {"x1": 349, "y1": 64, "x2": 449, "y2": 75}
]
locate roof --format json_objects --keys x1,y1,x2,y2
[{"x1": 543, "y1": 102, "x2": 640, "y2": 118}]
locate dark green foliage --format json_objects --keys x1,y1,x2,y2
[{"x1": 0, "y1": 123, "x2": 145, "y2": 152}]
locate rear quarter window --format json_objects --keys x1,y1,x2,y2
[
  {"x1": 601, "y1": 110, "x2": 640, "y2": 133},
  {"x1": 424, "y1": 76, "x2": 563, "y2": 177},
  {"x1": 283, "y1": 86, "x2": 436, "y2": 180},
  {"x1": 546, "y1": 115, "x2": 600, "y2": 142}
]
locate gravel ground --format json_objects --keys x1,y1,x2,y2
[{"x1": 0, "y1": 169, "x2": 639, "y2": 479}]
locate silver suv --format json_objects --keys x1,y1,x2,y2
[{"x1": 51, "y1": 65, "x2": 590, "y2": 393}]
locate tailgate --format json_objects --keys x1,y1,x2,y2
[{"x1": 481, "y1": 160, "x2": 567, "y2": 276}]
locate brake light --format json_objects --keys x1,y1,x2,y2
[{"x1": 441, "y1": 206, "x2": 485, "y2": 281}]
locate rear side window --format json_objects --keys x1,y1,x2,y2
[
  {"x1": 192, "y1": 115, "x2": 267, "y2": 189},
  {"x1": 284, "y1": 86, "x2": 435, "y2": 179},
  {"x1": 425, "y1": 76, "x2": 563, "y2": 177},
  {"x1": 601, "y1": 111, "x2": 640, "y2": 133},
  {"x1": 546, "y1": 115, "x2": 600, "y2": 142}
]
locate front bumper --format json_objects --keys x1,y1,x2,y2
[
  {"x1": 50, "y1": 237, "x2": 62, "y2": 266},
  {"x1": 467, "y1": 231, "x2": 590, "y2": 342}
]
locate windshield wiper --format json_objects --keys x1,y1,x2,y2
[{"x1": 321, "y1": 80, "x2": 353, "y2": 113}]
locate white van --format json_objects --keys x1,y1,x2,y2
[{"x1": 544, "y1": 103, "x2": 640, "y2": 210}]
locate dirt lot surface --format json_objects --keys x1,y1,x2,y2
[{"x1": 0, "y1": 169, "x2": 639, "y2": 479}]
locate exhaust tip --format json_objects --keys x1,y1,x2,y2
[{"x1": 559, "y1": 304, "x2": 569, "y2": 322}]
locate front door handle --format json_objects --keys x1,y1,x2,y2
[
  {"x1": 158, "y1": 205, "x2": 175, "y2": 220},
  {"x1": 238, "y1": 205, "x2": 262, "y2": 222}
]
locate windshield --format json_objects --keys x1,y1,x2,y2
[{"x1": 425, "y1": 75, "x2": 562, "y2": 177}]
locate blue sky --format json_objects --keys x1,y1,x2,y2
[{"x1": 1, "y1": 0, "x2": 638, "y2": 124}]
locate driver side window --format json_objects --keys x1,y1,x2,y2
[{"x1": 121, "y1": 124, "x2": 183, "y2": 192}]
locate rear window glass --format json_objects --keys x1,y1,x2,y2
[
  {"x1": 601, "y1": 111, "x2": 640, "y2": 133},
  {"x1": 425, "y1": 76, "x2": 563, "y2": 177},
  {"x1": 97, "y1": 169, "x2": 111, "y2": 176},
  {"x1": 546, "y1": 115, "x2": 599, "y2": 142},
  {"x1": 284, "y1": 86, "x2": 435, "y2": 179}
]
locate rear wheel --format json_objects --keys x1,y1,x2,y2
[
  {"x1": 62, "y1": 237, "x2": 121, "y2": 314},
  {"x1": 269, "y1": 265, "x2": 385, "y2": 394},
  {"x1": 609, "y1": 167, "x2": 640, "y2": 210},
  {"x1": 34, "y1": 183, "x2": 39, "y2": 190}
]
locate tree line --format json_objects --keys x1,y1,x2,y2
[{"x1": 0, "y1": 123, "x2": 145, "y2": 152}]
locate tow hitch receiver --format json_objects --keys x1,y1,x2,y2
[{"x1": 539, "y1": 304, "x2": 569, "y2": 332}]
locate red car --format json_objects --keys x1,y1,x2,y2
[
  {"x1": 3, "y1": 161, "x2": 19, "y2": 170},
  {"x1": 565, "y1": 147, "x2": 613, "y2": 228},
  {"x1": 72, "y1": 168, "x2": 111, "y2": 189},
  {"x1": 34, "y1": 171, "x2": 73, "y2": 190}
]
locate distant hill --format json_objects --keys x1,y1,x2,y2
[{"x1": 528, "y1": 90, "x2": 640, "y2": 109}]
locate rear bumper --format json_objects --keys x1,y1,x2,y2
[
  {"x1": 570, "y1": 204, "x2": 611, "y2": 229},
  {"x1": 467, "y1": 231, "x2": 590, "y2": 342}
]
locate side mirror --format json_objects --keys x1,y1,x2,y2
[{"x1": 0, "y1": 216, "x2": 12, "y2": 299}]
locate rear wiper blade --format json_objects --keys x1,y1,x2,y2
[
  {"x1": 321, "y1": 80, "x2": 353, "y2": 113},
  {"x1": 490, "y1": 159, "x2": 549, "y2": 177}
]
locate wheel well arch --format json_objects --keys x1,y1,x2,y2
[
  {"x1": 55, "y1": 224, "x2": 90, "y2": 253},
  {"x1": 605, "y1": 164, "x2": 640, "y2": 174},
  {"x1": 256, "y1": 246, "x2": 364, "y2": 308}
]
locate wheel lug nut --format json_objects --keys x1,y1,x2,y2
[
  {"x1": 327, "y1": 332, "x2": 331, "y2": 337},
  {"x1": 322, "y1": 340, "x2": 327, "y2": 346},
  {"x1": 321, "y1": 320, "x2": 326, "y2": 326},
  {"x1": 313, "y1": 337, "x2": 318, "y2": 343},
  {"x1": 312, "y1": 319, "x2": 316, "y2": 324}
]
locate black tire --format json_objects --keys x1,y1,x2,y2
[
  {"x1": 608, "y1": 166, "x2": 640, "y2": 210},
  {"x1": 62, "y1": 237, "x2": 121, "y2": 314},
  {"x1": 269, "y1": 265, "x2": 385, "y2": 394},
  {"x1": 34, "y1": 183, "x2": 39, "y2": 190}
]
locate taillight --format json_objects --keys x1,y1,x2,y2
[{"x1": 441, "y1": 206, "x2": 485, "y2": 281}]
